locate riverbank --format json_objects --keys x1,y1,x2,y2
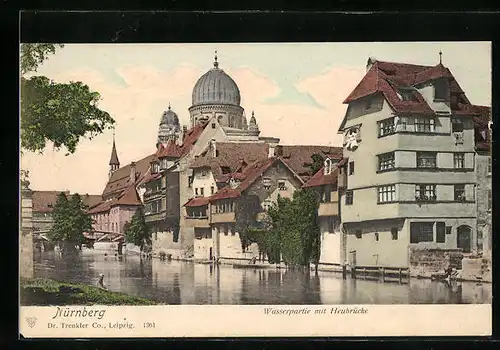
[{"x1": 20, "y1": 278, "x2": 158, "y2": 306}]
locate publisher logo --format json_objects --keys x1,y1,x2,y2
[{"x1": 26, "y1": 317, "x2": 37, "y2": 328}]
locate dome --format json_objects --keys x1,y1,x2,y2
[
  {"x1": 191, "y1": 55, "x2": 241, "y2": 107},
  {"x1": 161, "y1": 105, "x2": 180, "y2": 127}
]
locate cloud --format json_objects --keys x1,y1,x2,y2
[{"x1": 21, "y1": 62, "x2": 365, "y2": 194}]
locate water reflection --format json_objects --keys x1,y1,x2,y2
[{"x1": 32, "y1": 250, "x2": 491, "y2": 305}]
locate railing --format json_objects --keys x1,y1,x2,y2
[{"x1": 145, "y1": 210, "x2": 166, "y2": 222}]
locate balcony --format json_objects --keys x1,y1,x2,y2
[
  {"x1": 317, "y1": 202, "x2": 338, "y2": 217},
  {"x1": 211, "y1": 212, "x2": 236, "y2": 223},
  {"x1": 185, "y1": 216, "x2": 210, "y2": 228},
  {"x1": 144, "y1": 210, "x2": 166, "y2": 223},
  {"x1": 143, "y1": 188, "x2": 166, "y2": 200}
]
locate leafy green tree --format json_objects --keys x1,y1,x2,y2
[
  {"x1": 20, "y1": 43, "x2": 115, "y2": 155},
  {"x1": 48, "y1": 192, "x2": 93, "y2": 254},
  {"x1": 307, "y1": 154, "x2": 325, "y2": 176},
  {"x1": 124, "y1": 208, "x2": 151, "y2": 253},
  {"x1": 261, "y1": 190, "x2": 320, "y2": 267}
]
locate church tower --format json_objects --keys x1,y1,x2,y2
[
  {"x1": 109, "y1": 131, "x2": 120, "y2": 178},
  {"x1": 157, "y1": 103, "x2": 181, "y2": 148}
]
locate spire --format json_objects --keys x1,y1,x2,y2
[
  {"x1": 248, "y1": 110, "x2": 259, "y2": 132},
  {"x1": 213, "y1": 50, "x2": 219, "y2": 68},
  {"x1": 109, "y1": 130, "x2": 120, "y2": 166},
  {"x1": 168, "y1": 102, "x2": 171, "y2": 110},
  {"x1": 439, "y1": 50, "x2": 442, "y2": 65}
]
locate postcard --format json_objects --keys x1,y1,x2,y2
[{"x1": 19, "y1": 41, "x2": 492, "y2": 338}]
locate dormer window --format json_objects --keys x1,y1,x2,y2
[
  {"x1": 201, "y1": 169, "x2": 208, "y2": 177},
  {"x1": 434, "y1": 79, "x2": 448, "y2": 101}
]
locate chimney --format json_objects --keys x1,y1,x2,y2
[
  {"x1": 210, "y1": 138, "x2": 217, "y2": 157},
  {"x1": 366, "y1": 57, "x2": 377, "y2": 72},
  {"x1": 130, "y1": 161, "x2": 137, "y2": 183}
]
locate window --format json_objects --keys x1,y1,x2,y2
[
  {"x1": 200, "y1": 188, "x2": 204, "y2": 196},
  {"x1": 211, "y1": 186, "x2": 215, "y2": 195},
  {"x1": 379, "y1": 118, "x2": 395, "y2": 137},
  {"x1": 415, "y1": 117, "x2": 435, "y2": 133},
  {"x1": 434, "y1": 79, "x2": 448, "y2": 101},
  {"x1": 262, "y1": 177, "x2": 272, "y2": 190},
  {"x1": 391, "y1": 228, "x2": 398, "y2": 240},
  {"x1": 410, "y1": 222, "x2": 434, "y2": 243},
  {"x1": 452, "y1": 118, "x2": 464, "y2": 132},
  {"x1": 374, "y1": 232, "x2": 379, "y2": 241},
  {"x1": 201, "y1": 169, "x2": 207, "y2": 177},
  {"x1": 221, "y1": 166, "x2": 231, "y2": 174},
  {"x1": 415, "y1": 184, "x2": 436, "y2": 201},
  {"x1": 349, "y1": 161, "x2": 355, "y2": 175},
  {"x1": 436, "y1": 222, "x2": 446, "y2": 243},
  {"x1": 345, "y1": 190, "x2": 353, "y2": 205},
  {"x1": 416, "y1": 152, "x2": 437, "y2": 168},
  {"x1": 278, "y1": 181, "x2": 286, "y2": 191},
  {"x1": 195, "y1": 188, "x2": 199, "y2": 196},
  {"x1": 224, "y1": 224, "x2": 229, "y2": 236},
  {"x1": 378, "y1": 152, "x2": 395, "y2": 171},
  {"x1": 454, "y1": 185, "x2": 466, "y2": 201},
  {"x1": 355, "y1": 230, "x2": 362, "y2": 239},
  {"x1": 378, "y1": 185, "x2": 396, "y2": 203},
  {"x1": 454, "y1": 153, "x2": 465, "y2": 169},
  {"x1": 446, "y1": 226, "x2": 452, "y2": 235},
  {"x1": 211, "y1": 123, "x2": 216, "y2": 129},
  {"x1": 188, "y1": 176, "x2": 193, "y2": 188},
  {"x1": 323, "y1": 187, "x2": 332, "y2": 202}
]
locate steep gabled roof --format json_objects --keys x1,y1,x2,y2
[
  {"x1": 102, "y1": 154, "x2": 155, "y2": 198},
  {"x1": 278, "y1": 145, "x2": 343, "y2": 181},
  {"x1": 343, "y1": 59, "x2": 475, "y2": 117},
  {"x1": 157, "y1": 122, "x2": 207, "y2": 159},
  {"x1": 302, "y1": 157, "x2": 348, "y2": 188},
  {"x1": 208, "y1": 157, "x2": 304, "y2": 202},
  {"x1": 113, "y1": 185, "x2": 142, "y2": 206},
  {"x1": 190, "y1": 142, "x2": 270, "y2": 181}
]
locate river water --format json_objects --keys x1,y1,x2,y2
[{"x1": 33, "y1": 249, "x2": 492, "y2": 305}]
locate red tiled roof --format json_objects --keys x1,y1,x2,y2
[
  {"x1": 209, "y1": 157, "x2": 304, "y2": 202},
  {"x1": 113, "y1": 185, "x2": 142, "y2": 206},
  {"x1": 142, "y1": 172, "x2": 162, "y2": 184},
  {"x1": 184, "y1": 197, "x2": 210, "y2": 207},
  {"x1": 277, "y1": 145, "x2": 343, "y2": 181},
  {"x1": 32, "y1": 191, "x2": 102, "y2": 212},
  {"x1": 157, "y1": 123, "x2": 207, "y2": 159},
  {"x1": 32, "y1": 191, "x2": 70, "y2": 213},
  {"x1": 87, "y1": 200, "x2": 112, "y2": 214},
  {"x1": 191, "y1": 142, "x2": 270, "y2": 179},
  {"x1": 302, "y1": 167, "x2": 339, "y2": 188},
  {"x1": 302, "y1": 157, "x2": 348, "y2": 188},
  {"x1": 343, "y1": 60, "x2": 471, "y2": 116},
  {"x1": 102, "y1": 154, "x2": 156, "y2": 198}
]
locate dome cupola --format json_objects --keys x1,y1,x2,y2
[{"x1": 191, "y1": 51, "x2": 241, "y2": 107}]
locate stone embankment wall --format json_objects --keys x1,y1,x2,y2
[{"x1": 409, "y1": 248, "x2": 463, "y2": 278}]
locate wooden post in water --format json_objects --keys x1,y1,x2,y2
[
  {"x1": 351, "y1": 265, "x2": 356, "y2": 279},
  {"x1": 381, "y1": 267, "x2": 385, "y2": 282},
  {"x1": 341, "y1": 264, "x2": 347, "y2": 280},
  {"x1": 399, "y1": 268, "x2": 403, "y2": 284}
]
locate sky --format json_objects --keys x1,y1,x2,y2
[{"x1": 20, "y1": 42, "x2": 491, "y2": 195}]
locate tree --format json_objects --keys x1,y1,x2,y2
[
  {"x1": 124, "y1": 208, "x2": 151, "y2": 253},
  {"x1": 264, "y1": 190, "x2": 320, "y2": 267},
  {"x1": 48, "y1": 192, "x2": 93, "y2": 254},
  {"x1": 308, "y1": 154, "x2": 325, "y2": 176},
  {"x1": 20, "y1": 43, "x2": 115, "y2": 155}
]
